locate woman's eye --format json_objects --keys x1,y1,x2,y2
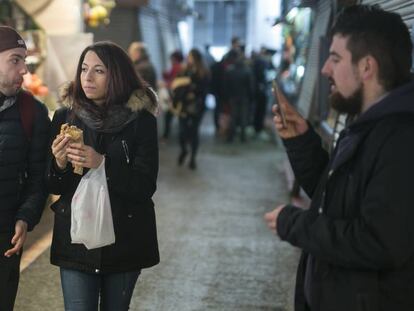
[{"x1": 81, "y1": 67, "x2": 88, "y2": 72}]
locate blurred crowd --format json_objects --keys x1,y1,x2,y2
[{"x1": 128, "y1": 36, "x2": 280, "y2": 170}]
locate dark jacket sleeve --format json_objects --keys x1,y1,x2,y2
[
  {"x1": 283, "y1": 125, "x2": 329, "y2": 198},
  {"x1": 278, "y1": 124, "x2": 414, "y2": 270},
  {"x1": 108, "y1": 110, "x2": 158, "y2": 203},
  {"x1": 16, "y1": 101, "x2": 51, "y2": 231},
  {"x1": 46, "y1": 108, "x2": 78, "y2": 195}
]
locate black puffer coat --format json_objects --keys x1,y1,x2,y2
[
  {"x1": 0, "y1": 93, "x2": 50, "y2": 233},
  {"x1": 278, "y1": 81, "x2": 414, "y2": 311},
  {"x1": 47, "y1": 90, "x2": 159, "y2": 274}
]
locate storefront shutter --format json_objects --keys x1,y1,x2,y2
[
  {"x1": 360, "y1": 0, "x2": 414, "y2": 27},
  {"x1": 86, "y1": 7, "x2": 140, "y2": 50},
  {"x1": 296, "y1": 0, "x2": 332, "y2": 118},
  {"x1": 139, "y1": 7, "x2": 164, "y2": 78},
  {"x1": 157, "y1": 13, "x2": 177, "y2": 70}
]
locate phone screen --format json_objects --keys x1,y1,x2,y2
[{"x1": 272, "y1": 80, "x2": 287, "y2": 128}]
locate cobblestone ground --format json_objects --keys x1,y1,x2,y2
[{"x1": 15, "y1": 118, "x2": 300, "y2": 311}]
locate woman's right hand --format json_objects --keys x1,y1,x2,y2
[
  {"x1": 51, "y1": 134, "x2": 70, "y2": 169},
  {"x1": 272, "y1": 90, "x2": 309, "y2": 139}
]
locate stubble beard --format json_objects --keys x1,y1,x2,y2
[{"x1": 0, "y1": 72, "x2": 21, "y2": 97}]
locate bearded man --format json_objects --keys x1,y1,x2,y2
[{"x1": 264, "y1": 5, "x2": 414, "y2": 311}]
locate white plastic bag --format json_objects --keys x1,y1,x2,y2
[{"x1": 71, "y1": 158, "x2": 115, "y2": 249}]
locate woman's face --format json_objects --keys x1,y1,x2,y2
[
  {"x1": 81, "y1": 50, "x2": 108, "y2": 105},
  {"x1": 187, "y1": 53, "x2": 194, "y2": 66}
]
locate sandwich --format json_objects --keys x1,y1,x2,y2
[{"x1": 60, "y1": 123, "x2": 84, "y2": 175}]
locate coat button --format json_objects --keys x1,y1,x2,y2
[
  {"x1": 95, "y1": 269, "x2": 100, "y2": 273},
  {"x1": 318, "y1": 207, "x2": 323, "y2": 214},
  {"x1": 328, "y1": 169, "x2": 334, "y2": 177},
  {"x1": 127, "y1": 214, "x2": 133, "y2": 218}
]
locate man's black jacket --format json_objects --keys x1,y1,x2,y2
[
  {"x1": 278, "y1": 81, "x2": 414, "y2": 311},
  {"x1": 0, "y1": 93, "x2": 50, "y2": 233}
]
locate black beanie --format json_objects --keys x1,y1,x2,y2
[{"x1": 0, "y1": 26, "x2": 27, "y2": 53}]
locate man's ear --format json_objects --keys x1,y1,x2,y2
[{"x1": 358, "y1": 55, "x2": 378, "y2": 81}]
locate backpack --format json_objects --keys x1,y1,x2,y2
[{"x1": 17, "y1": 90, "x2": 36, "y2": 142}]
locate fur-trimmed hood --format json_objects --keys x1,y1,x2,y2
[
  {"x1": 59, "y1": 85, "x2": 158, "y2": 133},
  {"x1": 60, "y1": 85, "x2": 158, "y2": 115},
  {"x1": 126, "y1": 88, "x2": 158, "y2": 115}
]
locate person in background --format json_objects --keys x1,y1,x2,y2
[
  {"x1": 223, "y1": 36, "x2": 242, "y2": 60},
  {"x1": 224, "y1": 49, "x2": 253, "y2": 143},
  {"x1": 162, "y1": 50, "x2": 184, "y2": 140},
  {"x1": 211, "y1": 36, "x2": 245, "y2": 138},
  {"x1": 209, "y1": 56, "x2": 226, "y2": 136},
  {"x1": 251, "y1": 47, "x2": 271, "y2": 136},
  {"x1": 48, "y1": 41, "x2": 159, "y2": 310},
  {"x1": 172, "y1": 48, "x2": 209, "y2": 170},
  {"x1": 265, "y1": 5, "x2": 414, "y2": 311},
  {"x1": 203, "y1": 43, "x2": 216, "y2": 68},
  {"x1": 128, "y1": 41, "x2": 158, "y2": 91},
  {"x1": 0, "y1": 26, "x2": 50, "y2": 310}
]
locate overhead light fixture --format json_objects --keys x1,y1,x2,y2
[{"x1": 286, "y1": 7, "x2": 299, "y2": 22}]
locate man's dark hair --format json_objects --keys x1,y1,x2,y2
[
  {"x1": 67, "y1": 41, "x2": 155, "y2": 111},
  {"x1": 170, "y1": 50, "x2": 184, "y2": 63},
  {"x1": 231, "y1": 36, "x2": 240, "y2": 46},
  {"x1": 330, "y1": 5, "x2": 412, "y2": 90}
]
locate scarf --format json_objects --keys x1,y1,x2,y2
[{"x1": 74, "y1": 100, "x2": 137, "y2": 134}]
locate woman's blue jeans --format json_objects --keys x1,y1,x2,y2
[{"x1": 60, "y1": 268, "x2": 140, "y2": 311}]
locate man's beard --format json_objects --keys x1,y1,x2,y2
[
  {"x1": 329, "y1": 84, "x2": 363, "y2": 116},
  {"x1": 0, "y1": 73, "x2": 22, "y2": 97}
]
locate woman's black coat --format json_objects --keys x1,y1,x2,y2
[{"x1": 46, "y1": 92, "x2": 159, "y2": 274}]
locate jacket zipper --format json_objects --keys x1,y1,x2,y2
[{"x1": 121, "y1": 140, "x2": 130, "y2": 164}]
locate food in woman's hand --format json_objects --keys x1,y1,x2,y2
[{"x1": 60, "y1": 123, "x2": 84, "y2": 175}]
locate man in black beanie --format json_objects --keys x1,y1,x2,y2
[{"x1": 0, "y1": 26, "x2": 50, "y2": 310}]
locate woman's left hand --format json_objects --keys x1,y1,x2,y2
[{"x1": 67, "y1": 143, "x2": 104, "y2": 169}]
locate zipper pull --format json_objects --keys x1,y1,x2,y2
[{"x1": 121, "y1": 140, "x2": 130, "y2": 164}]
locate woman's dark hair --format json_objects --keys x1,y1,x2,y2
[
  {"x1": 330, "y1": 5, "x2": 412, "y2": 90},
  {"x1": 65, "y1": 41, "x2": 156, "y2": 111},
  {"x1": 188, "y1": 48, "x2": 209, "y2": 78}
]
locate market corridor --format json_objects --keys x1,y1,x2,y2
[{"x1": 14, "y1": 117, "x2": 299, "y2": 311}]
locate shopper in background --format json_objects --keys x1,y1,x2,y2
[
  {"x1": 211, "y1": 36, "x2": 244, "y2": 138},
  {"x1": 223, "y1": 49, "x2": 253, "y2": 143},
  {"x1": 0, "y1": 26, "x2": 50, "y2": 310},
  {"x1": 203, "y1": 43, "x2": 216, "y2": 68},
  {"x1": 265, "y1": 5, "x2": 414, "y2": 311},
  {"x1": 48, "y1": 41, "x2": 159, "y2": 310},
  {"x1": 172, "y1": 48, "x2": 209, "y2": 170},
  {"x1": 162, "y1": 50, "x2": 184, "y2": 140},
  {"x1": 251, "y1": 47, "x2": 272, "y2": 136},
  {"x1": 128, "y1": 41, "x2": 158, "y2": 91}
]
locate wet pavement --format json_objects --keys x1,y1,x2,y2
[{"x1": 15, "y1": 115, "x2": 300, "y2": 311}]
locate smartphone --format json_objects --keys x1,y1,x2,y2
[{"x1": 272, "y1": 80, "x2": 287, "y2": 129}]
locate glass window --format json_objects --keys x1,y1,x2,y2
[{"x1": 193, "y1": 0, "x2": 247, "y2": 48}]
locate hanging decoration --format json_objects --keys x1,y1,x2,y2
[{"x1": 83, "y1": 0, "x2": 116, "y2": 28}]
